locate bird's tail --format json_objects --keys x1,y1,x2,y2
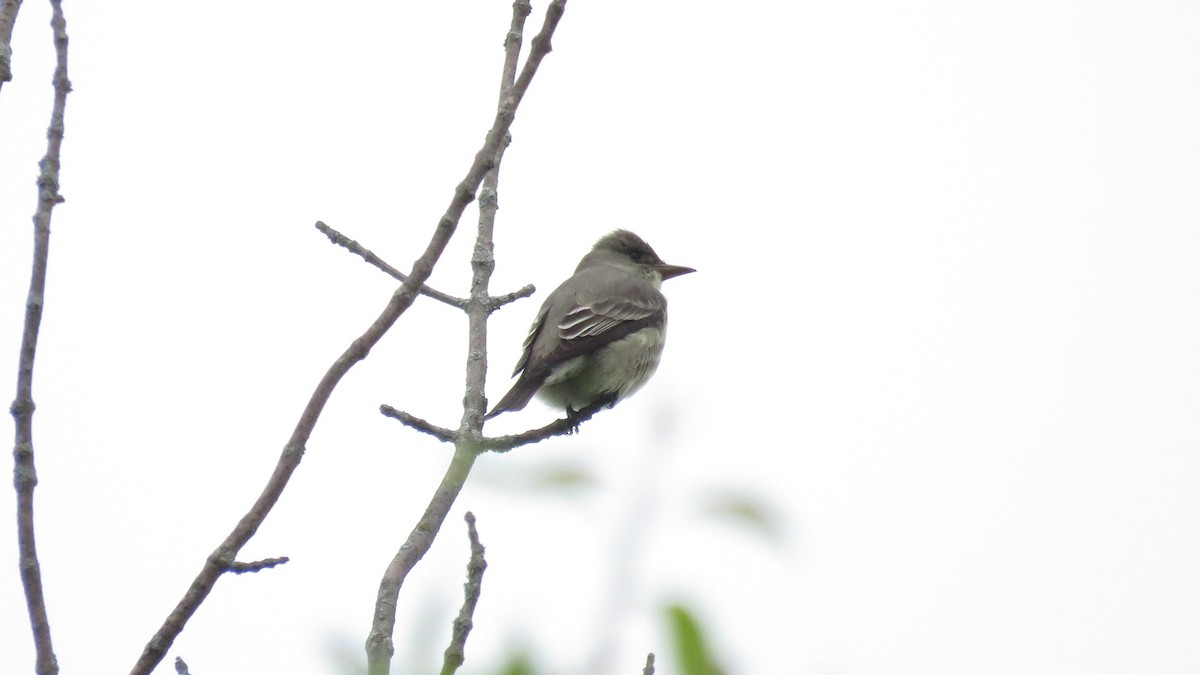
[{"x1": 484, "y1": 378, "x2": 541, "y2": 420}]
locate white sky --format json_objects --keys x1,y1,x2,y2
[{"x1": 3, "y1": 1, "x2": 1199, "y2": 674}]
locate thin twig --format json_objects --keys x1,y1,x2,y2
[
  {"x1": 315, "y1": 219, "x2": 533, "y2": 310},
  {"x1": 481, "y1": 398, "x2": 611, "y2": 452},
  {"x1": 490, "y1": 283, "x2": 537, "y2": 310},
  {"x1": 131, "y1": 4, "x2": 562, "y2": 673},
  {"x1": 366, "y1": 3, "x2": 564, "y2": 673},
  {"x1": 510, "y1": 0, "x2": 564, "y2": 108},
  {"x1": 228, "y1": 556, "x2": 290, "y2": 574},
  {"x1": 642, "y1": 652, "x2": 656, "y2": 675},
  {"x1": 381, "y1": 400, "x2": 609, "y2": 452},
  {"x1": 10, "y1": 5, "x2": 70, "y2": 675},
  {"x1": 315, "y1": 221, "x2": 467, "y2": 308},
  {"x1": 379, "y1": 405, "x2": 458, "y2": 443},
  {"x1": 439, "y1": 512, "x2": 488, "y2": 675}
]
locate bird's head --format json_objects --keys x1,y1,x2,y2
[{"x1": 587, "y1": 229, "x2": 696, "y2": 281}]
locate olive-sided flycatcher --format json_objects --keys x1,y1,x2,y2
[{"x1": 485, "y1": 230, "x2": 695, "y2": 419}]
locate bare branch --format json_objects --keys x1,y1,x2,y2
[
  {"x1": 131, "y1": 5, "x2": 565, "y2": 675},
  {"x1": 481, "y1": 398, "x2": 611, "y2": 453},
  {"x1": 500, "y1": 1, "x2": 532, "y2": 89},
  {"x1": 643, "y1": 652, "x2": 656, "y2": 675},
  {"x1": 315, "y1": 219, "x2": 532, "y2": 312},
  {"x1": 0, "y1": 0, "x2": 22, "y2": 86},
  {"x1": 366, "y1": 3, "x2": 567, "y2": 673},
  {"x1": 489, "y1": 283, "x2": 536, "y2": 310},
  {"x1": 379, "y1": 405, "x2": 458, "y2": 443},
  {"x1": 380, "y1": 396, "x2": 611, "y2": 453},
  {"x1": 367, "y1": 446, "x2": 480, "y2": 675},
  {"x1": 315, "y1": 220, "x2": 467, "y2": 309},
  {"x1": 439, "y1": 513, "x2": 488, "y2": 675},
  {"x1": 510, "y1": 0, "x2": 565, "y2": 108},
  {"x1": 228, "y1": 556, "x2": 290, "y2": 574},
  {"x1": 10, "y1": 4, "x2": 71, "y2": 674}
]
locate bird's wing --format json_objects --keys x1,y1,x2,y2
[
  {"x1": 511, "y1": 305, "x2": 551, "y2": 377},
  {"x1": 532, "y1": 293, "x2": 665, "y2": 375}
]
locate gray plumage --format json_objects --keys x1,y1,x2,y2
[{"x1": 485, "y1": 230, "x2": 694, "y2": 420}]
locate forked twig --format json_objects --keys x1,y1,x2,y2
[
  {"x1": 366, "y1": 3, "x2": 570, "y2": 674},
  {"x1": 130, "y1": 3, "x2": 565, "y2": 673}
]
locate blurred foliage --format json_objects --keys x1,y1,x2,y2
[
  {"x1": 528, "y1": 464, "x2": 599, "y2": 491},
  {"x1": 474, "y1": 459, "x2": 600, "y2": 495},
  {"x1": 494, "y1": 649, "x2": 538, "y2": 675},
  {"x1": 665, "y1": 603, "x2": 727, "y2": 675},
  {"x1": 697, "y1": 490, "x2": 785, "y2": 545},
  {"x1": 325, "y1": 415, "x2": 785, "y2": 675}
]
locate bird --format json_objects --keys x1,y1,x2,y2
[{"x1": 485, "y1": 229, "x2": 695, "y2": 420}]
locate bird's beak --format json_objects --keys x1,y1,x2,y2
[{"x1": 656, "y1": 263, "x2": 696, "y2": 281}]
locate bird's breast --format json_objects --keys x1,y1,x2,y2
[{"x1": 537, "y1": 326, "x2": 666, "y2": 410}]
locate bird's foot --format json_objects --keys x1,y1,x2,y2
[
  {"x1": 565, "y1": 407, "x2": 583, "y2": 434},
  {"x1": 563, "y1": 394, "x2": 620, "y2": 433}
]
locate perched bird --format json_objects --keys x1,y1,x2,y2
[{"x1": 485, "y1": 230, "x2": 695, "y2": 420}]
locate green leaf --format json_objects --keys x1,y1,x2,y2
[{"x1": 665, "y1": 603, "x2": 725, "y2": 675}]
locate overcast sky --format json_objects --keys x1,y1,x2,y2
[{"x1": 3, "y1": 2, "x2": 1199, "y2": 674}]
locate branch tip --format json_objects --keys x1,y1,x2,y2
[
  {"x1": 439, "y1": 512, "x2": 488, "y2": 675},
  {"x1": 380, "y1": 405, "x2": 458, "y2": 443},
  {"x1": 229, "y1": 556, "x2": 290, "y2": 574},
  {"x1": 315, "y1": 221, "x2": 467, "y2": 309}
]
